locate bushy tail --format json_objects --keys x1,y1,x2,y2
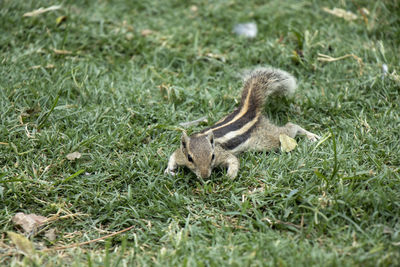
[
  {"x1": 239, "y1": 68, "x2": 297, "y2": 114},
  {"x1": 203, "y1": 67, "x2": 297, "y2": 139}
]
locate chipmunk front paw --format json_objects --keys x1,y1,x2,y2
[{"x1": 164, "y1": 167, "x2": 177, "y2": 176}]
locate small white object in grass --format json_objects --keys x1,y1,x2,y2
[
  {"x1": 66, "y1": 151, "x2": 81, "y2": 161},
  {"x1": 382, "y1": 64, "x2": 388, "y2": 74},
  {"x1": 233, "y1": 23, "x2": 257, "y2": 38},
  {"x1": 382, "y1": 64, "x2": 388, "y2": 80},
  {"x1": 190, "y1": 5, "x2": 198, "y2": 12}
]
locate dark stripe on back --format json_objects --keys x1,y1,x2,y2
[
  {"x1": 213, "y1": 108, "x2": 241, "y2": 128},
  {"x1": 212, "y1": 106, "x2": 257, "y2": 138},
  {"x1": 199, "y1": 108, "x2": 241, "y2": 134},
  {"x1": 199, "y1": 78, "x2": 261, "y2": 136},
  {"x1": 219, "y1": 118, "x2": 260, "y2": 151}
]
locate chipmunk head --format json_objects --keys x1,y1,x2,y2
[{"x1": 181, "y1": 131, "x2": 216, "y2": 179}]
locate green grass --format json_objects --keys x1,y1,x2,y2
[{"x1": 1, "y1": 0, "x2": 399, "y2": 266}]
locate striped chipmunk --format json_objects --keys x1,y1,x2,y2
[{"x1": 165, "y1": 67, "x2": 320, "y2": 179}]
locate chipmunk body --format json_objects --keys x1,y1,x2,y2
[{"x1": 165, "y1": 68, "x2": 320, "y2": 179}]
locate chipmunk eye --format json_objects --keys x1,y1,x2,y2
[{"x1": 187, "y1": 154, "x2": 194, "y2": 163}]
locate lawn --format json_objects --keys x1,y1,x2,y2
[{"x1": 1, "y1": 0, "x2": 399, "y2": 266}]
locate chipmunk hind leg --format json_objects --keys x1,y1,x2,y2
[
  {"x1": 248, "y1": 117, "x2": 320, "y2": 151},
  {"x1": 282, "y1": 122, "x2": 320, "y2": 141},
  {"x1": 247, "y1": 117, "x2": 282, "y2": 150}
]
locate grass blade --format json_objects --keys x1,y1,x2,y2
[
  {"x1": 61, "y1": 169, "x2": 85, "y2": 184},
  {"x1": 38, "y1": 93, "x2": 60, "y2": 129}
]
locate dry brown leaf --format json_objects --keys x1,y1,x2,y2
[
  {"x1": 317, "y1": 53, "x2": 364, "y2": 75},
  {"x1": 360, "y1": 8, "x2": 370, "y2": 16},
  {"x1": 141, "y1": 29, "x2": 153, "y2": 36},
  {"x1": 279, "y1": 134, "x2": 297, "y2": 152},
  {"x1": 44, "y1": 228, "x2": 57, "y2": 241},
  {"x1": 126, "y1": 33, "x2": 134, "y2": 40},
  {"x1": 66, "y1": 151, "x2": 81, "y2": 161},
  {"x1": 205, "y1": 53, "x2": 226, "y2": 62},
  {"x1": 52, "y1": 48, "x2": 72, "y2": 55},
  {"x1": 322, "y1": 7, "x2": 358, "y2": 21},
  {"x1": 23, "y1": 5, "x2": 62, "y2": 17},
  {"x1": 389, "y1": 71, "x2": 400, "y2": 84},
  {"x1": 12, "y1": 212, "x2": 47, "y2": 233},
  {"x1": 179, "y1": 116, "x2": 208, "y2": 128},
  {"x1": 7, "y1": 231, "x2": 36, "y2": 256},
  {"x1": 190, "y1": 5, "x2": 198, "y2": 12},
  {"x1": 317, "y1": 53, "x2": 360, "y2": 63},
  {"x1": 29, "y1": 64, "x2": 55, "y2": 70}
]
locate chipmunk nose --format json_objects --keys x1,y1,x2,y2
[{"x1": 200, "y1": 169, "x2": 211, "y2": 179}]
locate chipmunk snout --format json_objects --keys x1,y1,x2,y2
[{"x1": 198, "y1": 168, "x2": 211, "y2": 179}]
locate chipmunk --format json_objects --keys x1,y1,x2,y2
[{"x1": 165, "y1": 68, "x2": 320, "y2": 179}]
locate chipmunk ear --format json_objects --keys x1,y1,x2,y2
[{"x1": 181, "y1": 131, "x2": 189, "y2": 152}]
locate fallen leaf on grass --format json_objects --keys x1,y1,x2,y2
[
  {"x1": 52, "y1": 48, "x2": 72, "y2": 55},
  {"x1": 7, "y1": 231, "x2": 36, "y2": 256},
  {"x1": 126, "y1": 33, "x2": 134, "y2": 40},
  {"x1": 141, "y1": 29, "x2": 153, "y2": 36},
  {"x1": 360, "y1": 8, "x2": 370, "y2": 16},
  {"x1": 66, "y1": 151, "x2": 81, "y2": 161},
  {"x1": 205, "y1": 53, "x2": 226, "y2": 62},
  {"x1": 190, "y1": 5, "x2": 198, "y2": 12},
  {"x1": 12, "y1": 212, "x2": 47, "y2": 233},
  {"x1": 56, "y1": 15, "x2": 67, "y2": 26},
  {"x1": 29, "y1": 64, "x2": 55, "y2": 70},
  {"x1": 44, "y1": 228, "x2": 57, "y2": 241},
  {"x1": 279, "y1": 134, "x2": 297, "y2": 152},
  {"x1": 388, "y1": 71, "x2": 400, "y2": 85},
  {"x1": 322, "y1": 7, "x2": 358, "y2": 21},
  {"x1": 23, "y1": 5, "x2": 62, "y2": 17}
]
